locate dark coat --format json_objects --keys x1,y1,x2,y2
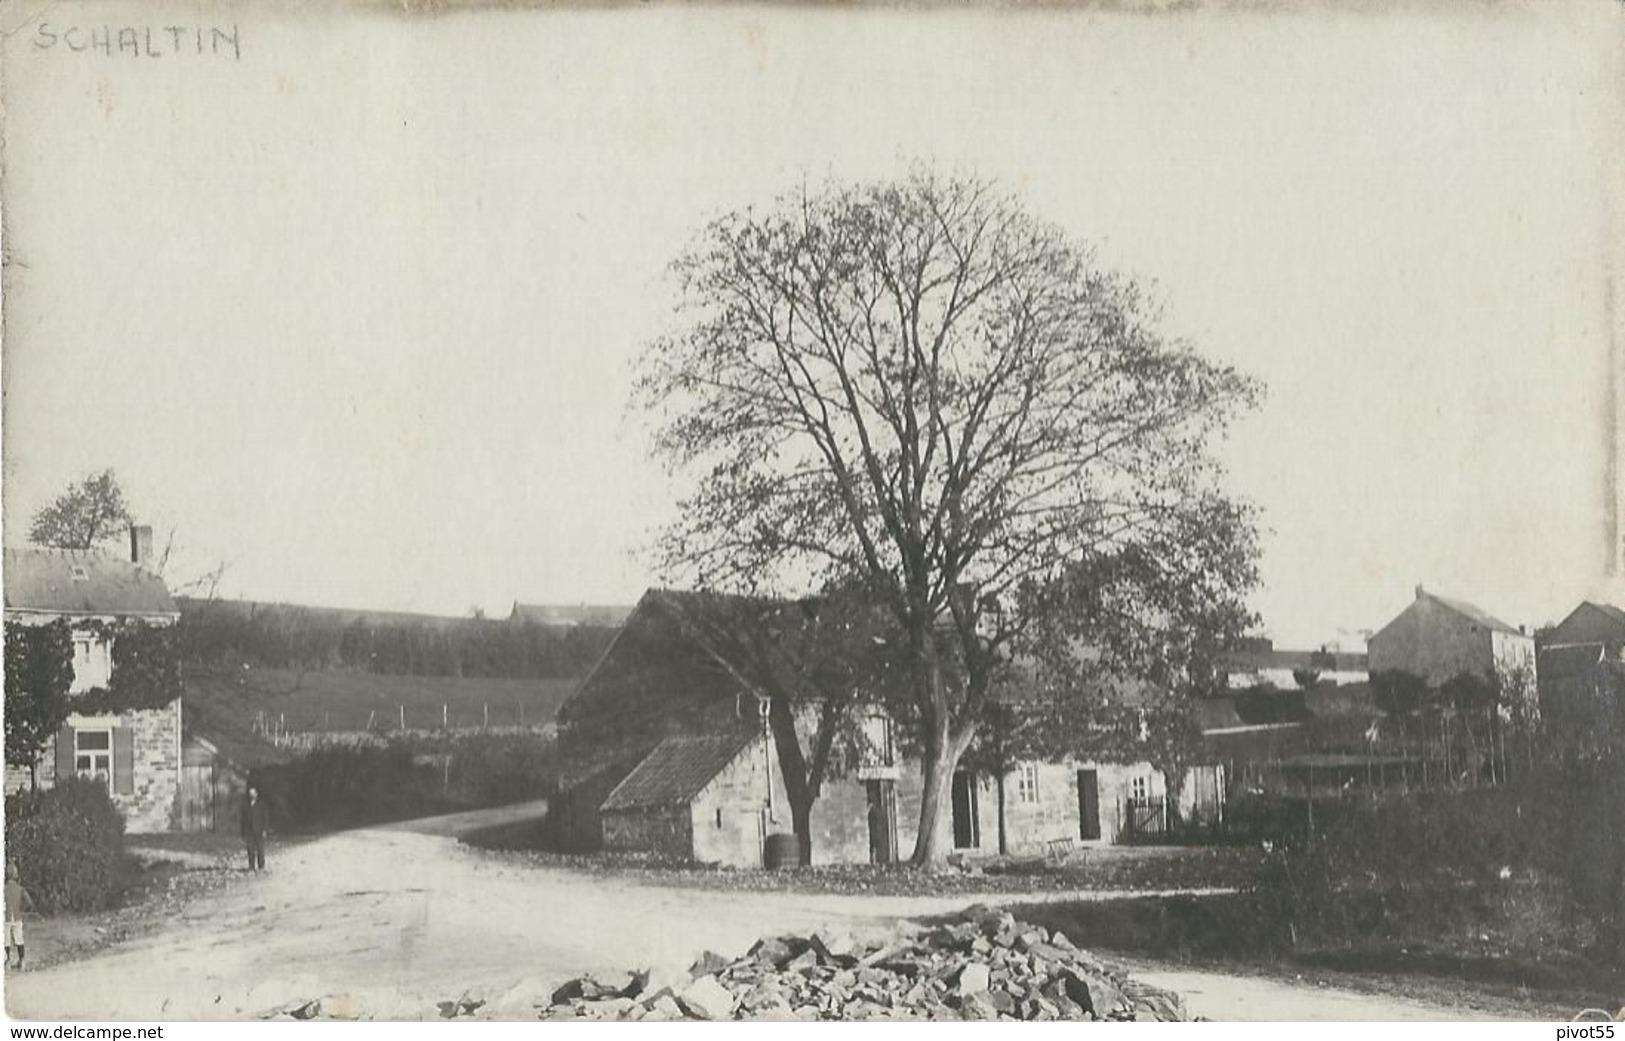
[{"x1": 240, "y1": 795, "x2": 270, "y2": 842}]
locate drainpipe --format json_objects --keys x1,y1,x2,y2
[{"x1": 759, "y1": 695, "x2": 775, "y2": 824}]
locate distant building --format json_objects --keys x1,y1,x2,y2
[
  {"x1": 2, "y1": 528, "x2": 183, "y2": 832},
  {"x1": 1542, "y1": 601, "x2": 1625, "y2": 656},
  {"x1": 1220, "y1": 638, "x2": 1369, "y2": 690},
  {"x1": 556, "y1": 588, "x2": 1222, "y2": 868},
  {"x1": 508, "y1": 601, "x2": 632, "y2": 628},
  {"x1": 1366, "y1": 585, "x2": 1537, "y2": 704},
  {"x1": 1536, "y1": 601, "x2": 1625, "y2": 740}
]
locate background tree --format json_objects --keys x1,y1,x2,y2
[
  {"x1": 3, "y1": 620, "x2": 75, "y2": 784},
  {"x1": 636, "y1": 170, "x2": 1261, "y2": 864},
  {"x1": 28, "y1": 469, "x2": 131, "y2": 550}
]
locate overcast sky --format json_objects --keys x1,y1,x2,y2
[{"x1": 3, "y1": 1, "x2": 1620, "y2": 647}]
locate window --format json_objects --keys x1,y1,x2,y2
[
  {"x1": 69, "y1": 565, "x2": 89, "y2": 581},
  {"x1": 75, "y1": 728, "x2": 113, "y2": 785},
  {"x1": 1016, "y1": 762, "x2": 1039, "y2": 804},
  {"x1": 1131, "y1": 775, "x2": 1149, "y2": 805}
]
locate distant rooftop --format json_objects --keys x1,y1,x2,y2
[{"x1": 509, "y1": 601, "x2": 631, "y2": 627}]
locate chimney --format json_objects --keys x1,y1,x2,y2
[
  {"x1": 1414, "y1": 583, "x2": 1426, "y2": 600},
  {"x1": 130, "y1": 525, "x2": 153, "y2": 569}
]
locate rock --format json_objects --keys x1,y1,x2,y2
[
  {"x1": 643, "y1": 995, "x2": 683, "y2": 1021},
  {"x1": 740, "y1": 981, "x2": 790, "y2": 1013},
  {"x1": 286, "y1": 999, "x2": 322, "y2": 1020},
  {"x1": 321, "y1": 994, "x2": 359, "y2": 1020},
  {"x1": 678, "y1": 975, "x2": 736, "y2": 1021},
  {"x1": 953, "y1": 962, "x2": 991, "y2": 996},
  {"x1": 749, "y1": 936, "x2": 797, "y2": 967},
  {"x1": 1050, "y1": 930, "x2": 1077, "y2": 950},
  {"x1": 1062, "y1": 968, "x2": 1123, "y2": 1018},
  {"x1": 1016, "y1": 927, "x2": 1049, "y2": 949},
  {"x1": 783, "y1": 948, "x2": 820, "y2": 972},
  {"x1": 958, "y1": 991, "x2": 1004, "y2": 1020},
  {"x1": 688, "y1": 950, "x2": 732, "y2": 978},
  {"x1": 549, "y1": 978, "x2": 586, "y2": 1005},
  {"x1": 810, "y1": 930, "x2": 861, "y2": 963}
]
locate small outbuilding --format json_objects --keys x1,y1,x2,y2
[{"x1": 598, "y1": 731, "x2": 771, "y2": 867}]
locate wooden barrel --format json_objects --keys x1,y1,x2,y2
[{"x1": 763, "y1": 832, "x2": 803, "y2": 870}]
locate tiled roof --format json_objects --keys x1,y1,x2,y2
[
  {"x1": 1424, "y1": 592, "x2": 1519, "y2": 635},
  {"x1": 600, "y1": 732, "x2": 756, "y2": 812},
  {"x1": 4, "y1": 547, "x2": 177, "y2": 616}
]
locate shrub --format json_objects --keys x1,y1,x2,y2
[
  {"x1": 5, "y1": 779, "x2": 128, "y2": 913},
  {"x1": 255, "y1": 743, "x2": 448, "y2": 832},
  {"x1": 446, "y1": 732, "x2": 558, "y2": 807}
]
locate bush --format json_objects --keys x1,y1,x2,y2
[
  {"x1": 255, "y1": 743, "x2": 449, "y2": 832},
  {"x1": 445, "y1": 732, "x2": 557, "y2": 807},
  {"x1": 5, "y1": 779, "x2": 128, "y2": 913}
]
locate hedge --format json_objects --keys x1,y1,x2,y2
[{"x1": 4, "y1": 779, "x2": 128, "y2": 913}]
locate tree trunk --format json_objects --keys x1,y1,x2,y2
[
  {"x1": 1162, "y1": 763, "x2": 1186, "y2": 834},
  {"x1": 791, "y1": 797, "x2": 814, "y2": 866},
  {"x1": 910, "y1": 721, "x2": 974, "y2": 867}
]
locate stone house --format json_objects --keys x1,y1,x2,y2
[
  {"x1": 3, "y1": 529, "x2": 183, "y2": 832},
  {"x1": 1366, "y1": 585, "x2": 1537, "y2": 707},
  {"x1": 1542, "y1": 601, "x2": 1625, "y2": 657},
  {"x1": 558, "y1": 588, "x2": 1224, "y2": 868}
]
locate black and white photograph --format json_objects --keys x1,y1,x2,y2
[{"x1": 1, "y1": 0, "x2": 1621, "y2": 1025}]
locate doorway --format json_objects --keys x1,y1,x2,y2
[
  {"x1": 865, "y1": 780, "x2": 897, "y2": 864},
  {"x1": 1077, "y1": 769, "x2": 1101, "y2": 841},
  {"x1": 951, "y1": 770, "x2": 980, "y2": 849}
]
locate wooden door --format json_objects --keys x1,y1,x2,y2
[
  {"x1": 865, "y1": 780, "x2": 898, "y2": 864},
  {"x1": 1077, "y1": 769, "x2": 1101, "y2": 840},
  {"x1": 951, "y1": 770, "x2": 979, "y2": 849}
]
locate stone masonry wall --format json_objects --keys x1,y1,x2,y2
[
  {"x1": 602, "y1": 807, "x2": 692, "y2": 858},
  {"x1": 2, "y1": 701, "x2": 181, "y2": 833}
]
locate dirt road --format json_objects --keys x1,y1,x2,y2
[{"x1": 4, "y1": 809, "x2": 1507, "y2": 1021}]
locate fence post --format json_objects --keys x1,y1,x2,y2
[
  {"x1": 443, "y1": 703, "x2": 448, "y2": 729},
  {"x1": 399, "y1": 704, "x2": 405, "y2": 731}
]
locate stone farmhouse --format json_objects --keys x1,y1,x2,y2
[
  {"x1": 1366, "y1": 584, "x2": 1537, "y2": 706},
  {"x1": 554, "y1": 588, "x2": 1224, "y2": 869},
  {"x1": 3, "y1": 529, "x2": 182, "y2": 832}
]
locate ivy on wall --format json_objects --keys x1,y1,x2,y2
[
  {"x1": 2, "y1": 619, "x2": 181, "y2": 769},
  {"x1": 4, "y1": 619, "x2": 76, "y2": 770},
  {"x1": 69, "y1": 620, "x2": 182, "y2": 715}
]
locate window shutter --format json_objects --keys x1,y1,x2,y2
[
  {"x1": 54, "y1": 723, "x2": 75, "y2": 782},
  {"x1": 113, "y1": 727, "x2": 135, "y2": 795}
]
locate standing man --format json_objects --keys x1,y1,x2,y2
[{"x1": 240, "y1": 784, "x2": 270, "y2": 872}]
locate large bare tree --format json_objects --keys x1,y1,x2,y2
[{"x1": 635, "y1": 170, "x2": 1261, "y2": 864}]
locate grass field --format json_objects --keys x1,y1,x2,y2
[{"x1": 186, "y1": 665, "x2": 579, "y2": 733}]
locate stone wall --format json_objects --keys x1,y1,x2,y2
[
  {"x1": 114, "y1": 701, "x2": 182, "y2": 832},
  {"x1": 689, "y1": 738, "x2": 784, "y2": 867},
  {"x1": 2, "y1": 701, "x2": 181, "y2": 833},
  {"x1": 1369, "y1": 594, "x2": 1497, "y2": 687},
  {"x1": 601, "y1": 807, "x2": 691, "y2": 858}
]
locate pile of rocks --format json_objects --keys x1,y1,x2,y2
[{"x1": 542, "y1": 906, "x2": 1190, "y2": 1022}]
